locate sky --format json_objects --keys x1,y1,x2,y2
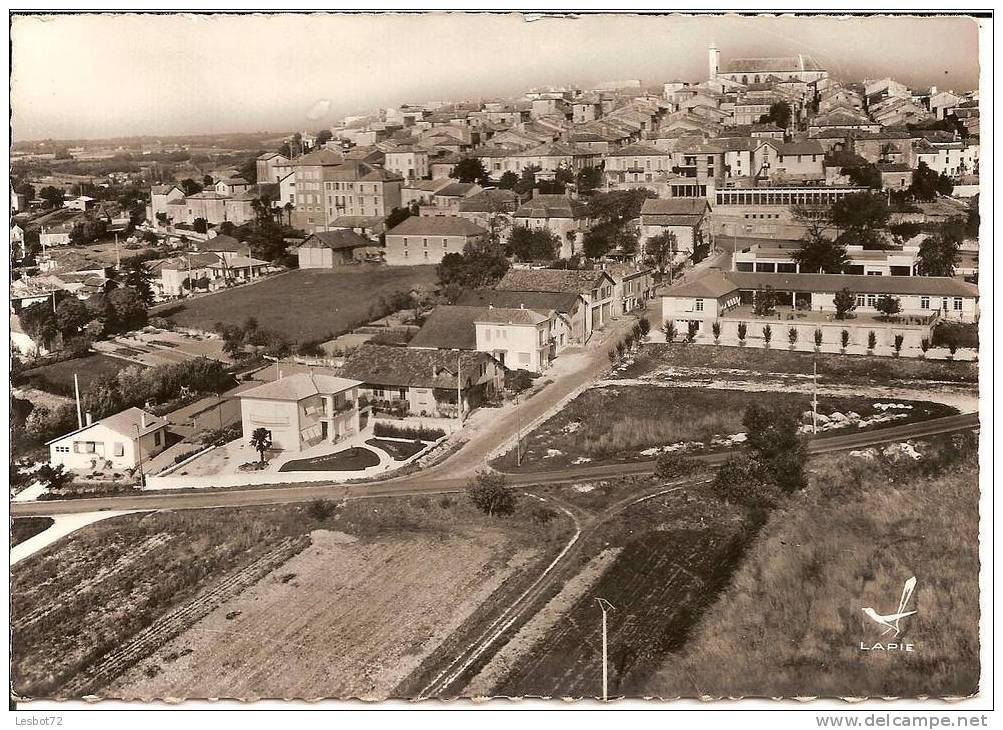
[{"x1": 10, "y1": 12, "x2": 983, "y2": 142}]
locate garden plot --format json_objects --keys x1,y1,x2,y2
[{"x1": 109, "y1": 529, "x2": 538, "y2": 700}]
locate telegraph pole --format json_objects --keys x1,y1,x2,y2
[
  {"x1": 515, "y1": 392, "x2": 522, "y2": 466},
  {"x1": 73, "y1": 373, "x2": 83, "y2": 428},
  {"x1": 812, "y1": 358, "x2": 819, "y2": 435},
  {"x1": 595, "y1": 597, "x2": 615, "y2": 701}
]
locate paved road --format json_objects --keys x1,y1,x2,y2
[{"x1": 10, "y1": 412, "x2": 979, "y2": 517}]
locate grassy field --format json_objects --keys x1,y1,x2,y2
[
  {"x1": 644, "y1": 433, "x2": 980, "y2": 698},
  {"x1": 277, "y1": 446, "x2": 380, "y2": 472},
  {"x1": 494, "y1": 385, "x2": 957, "y2": 472},
  {"x1": 622, "y1": 344, "x2": 979, "y2": 384},
  {"x1": 11, "y1": 493, "x2": 571, "y2": 700},
  {"x1": 11, "y1": 517, "x2": 54, "y2": 548},
  {"x1": 21, "y1": 353, "x2": 136, "y2": 397},
  {"x1": 161, "y1": 266, "x2": 438, "y2": 343},
  {"x1": 467, "y1": 476, "x2": 747, "y2": 698}
]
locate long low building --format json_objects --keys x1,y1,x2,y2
[
  {"x1": 663, "y1": 269, "x2": 978, "y2": 323},
  {"x1": 660, "y1": 268, "x2": 978, "y2": 352}
]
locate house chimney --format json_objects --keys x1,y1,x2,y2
[
  {"x1": 141, "y1": 412, "x2": 147, "y2": 429},
  {"x1": 85, "y1": 412, "x2": 93, "y2": 426}
]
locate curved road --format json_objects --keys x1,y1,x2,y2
[{"x1": 10, "y1": 412, "x2": 979, "y2": 517}]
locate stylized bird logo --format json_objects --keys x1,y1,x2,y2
[{"x1": 862, "y1": 576, "x2": 917, "y2": 637}]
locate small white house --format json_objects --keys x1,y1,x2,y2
[{"x1": 47, "y1": 407, "x2": 169, "y2": 472}]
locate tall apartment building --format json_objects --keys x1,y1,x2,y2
[{"x1": 290, "y1": 153, "x2": 404, "y2": 233}]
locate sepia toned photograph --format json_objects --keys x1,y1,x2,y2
[{"x1": 7, "y1": 9, "x2": 989, "y2": 717}]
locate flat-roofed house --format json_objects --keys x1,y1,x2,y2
[
  {"x1": 48, "y1": 407, "x2": 169, "y2": 472},
  {"x1": 384, "y1": 216, "x2": 487, "y2": 266},
  {"x1": 239, "y1": 372, "x2": 365, "y2": 453}
]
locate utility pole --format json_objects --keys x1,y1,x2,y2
[
  {"x1": 456, "y1": 350, "x2": 463, "y2": 424},
  {"x1": 515, "y1": 392, "x2": 522, "y2": 467},
  {"x1": 596, "y1": 597, "x2": 615, "y2": 701},
  {"x1": 114, "y1": 232, "x2": 121, "y2": 269},
  {"x1": 73, "y1": 373, "x2": 83, "y2": 428},
  {"x1": 812, "y1": 358, "x2": 819, "y2": 435},
  {"x1": 134, "y1": 423, "x2": 145, "y2": 488}
]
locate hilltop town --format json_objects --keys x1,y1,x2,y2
[{"x1": 11, "y1": 37, "x2": 982, "y2": 704}]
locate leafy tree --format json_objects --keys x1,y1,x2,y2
[
  {"x1": 106, "y1": 287, "x2": 149, "y2": 332},
  {"x1": 712, "y1": 455, "x2": 776, "y2": 509},
  {"x1": 875, "y1": 294, "x2": 902, "y2": 320},
  {"x1": 315, "y1": 129, "x2": 333, "y2": 147},
  {"x1": 737, "y1": 321, "x2": 747, "y2": 343},
  {"x1": 506, "y1": 227, "x2": 558, "y2": 262},
  {"x1": 759, "y1": 101, "x2": 792, "y2": 129},
  {"x1": 122, "y1": 259, "x2": 155, "y2": 305},
  {"x1": 909, "y1": 162, "x2": 940, "y2": 201},
  {"x1": 741, "y1": 404, "x2": 807, "y2": 493},
  {"x1": 752, "y1": 286, "x2": 777, "y2": 316},
  {"x1": 451, "y1": 158, "x2": 490, "y2": 186},
  {"x1": 497, "y1": 171, "x2": 519, "y2": 190},
  {"x1": 793, "y1": 235, "x2": 848, "y2": 274},
  {"x1": 180, "y1": 178, "x2": 203, "y2": 196},
  {"x1": 686, "y1": 321, "x2": 699, "y2": 343},
  {"x1": 54, "y1": 297, "x2": 90, "y2": 339},
  {"x1": 82, "y1": 374, "x2": 125, "y2": 420},
  {"x1": 18, "y1": 301, "x2": 59, "y2": 349},
  {"x1": 249, "y1": 427, "x2": 272, "y2": 464},
  {"x1": 843, "y1": 163, "x2": 882, "y2": 189},
  {"x1": 712, "y1": 321, "x2": 721, "y2": 342},
  {"x1": 587, "y1": 189, "x2": 656, "y2": 225},
  {"x1": 39, "y1": 186, "x2": 65, "y2": 208},
  {"x1": 935, "y1": 172, "x2": 954, "y2": 197},
  {"x1": 830, "y1": 192, "x2": 889, "y2": 239},
  {"x1": 583, "y1": 220, "x2": 637, "y2": 259},
  {"x1": 513, "y1": 165, "x2": 542, "y2": 196},
  {"x1": 644, "y1": 231, "x2": 678, "y2": 274},
  {"x1": 193, "y1": 217, "x2": 208, "y2": 234},
  {"x1": 576, "y1": 166, "x2": 603, "y2": 196},
  {"x1": 69, "y1": 217, "x2": 108, "y2": 245},
  {"x1": 436, "y1": 238, "x2": 510, "y2": 302},
  {"x1": 834, "y1": 288, "x2": 857, "y2": 320},
  {"x1": 466, "y1": 471, "x2": 516, "y2": 516},
  {"x1": 915, "y1": 233, "x2": 961, "y2": 277},
  {"x1": 238, "y1": 155, "x2": 259, "y2": 184},
  {"x1": 762, "y1": 324, "x2": 772, "y2": 347},
  {"x1": 385, "y1": 206, "x2": 412, "y2": 230},
  {"x1": 889, "y1": 222, "x2": 922, "y2": 241}
]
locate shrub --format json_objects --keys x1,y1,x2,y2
[
  {"x1": 638, "y1": 317, "x2": 651, "y2": 337},
  {"x1": 307, "y1": 499, "x2": 337, "y2": 521},
  {"x1": 814, "y1": 328, "x2": 823, "y2": 348},
  {"x1": 712, "y1": 321, "x2": 721, "y2": 342},
  {"x1": 841, "y1": 329, "x2": 850, "y2": 350},
  {"x1": 437, "y1": 495, "x2": 454, "y2": 509},
  {"x1": 762, "y1": 324, "x2": 772, "y2": 347},
  {"x1": 36, "y1": 464, "x2": 73, "y2": 491},
  {"x1": 654, "y1": 452, "x2": 695, "y2": 480},
  {"x1": 920, "y1": 338, "x2": 931, "y2": 355},
  {"x1": 893, "y1": 334, "x2": 904, "y2": 355},
  {"x1": 531, "y1": 506, "x2": 557, "y2": 525},
  {"x1": 505, "y1": 368, "x2": 536, "y2": 393},
  {"x1": 788, "y1": 327, "x2": 798, "y2": 347},
  {"x1": 686, "y1": 321, "x2": 698, "y2": 343},
  {"x1": 467, "y1": 471, "x2": 516, "y2": 517},
  {"x1": 372, "y1": 422, "x2": 446, "y2": 441},
  {"x1": 867, "y1": 331, "x2": 877, "y2": 350},
  {"x1": 712, "y1": 455, "x2": 777, "y2": 509},
  {"x1": 663, "y1": 320, "x2": 677, "y2": 343},
  {"x1": 737, "y1": 322, "x2": 747, "y2": 343}
]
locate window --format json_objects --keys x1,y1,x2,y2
[
  {"x1": 399, "y1": 388, "x2": 407, "y2": 400},
  {"x1": 403, "y1": 237, "x2": 408, "y2": 247},
  {"x1": 695, "y1": 298, "x2": 704, "y2": 312},
  {"x1": 423, "y1": 251, "x2": 428, "y2": 259},
  {"x1": 54, "y1": 446, "x2": 69, "y2": 453},
  {"x1": 866, "y1": 294, "x2": 876, "y2": 307},
  {"x1": 942, "y1": 298, "x2": 949, "y2": 311},
  {"x1": 423, "y1": 238, "x2": 428, "y2": 247},
  {"x1": 114, "y1": 442, "x2": 124, "y2": 457},
  {"x1": 954, "y1": 297, "x2": 963, "y2": 311},
  {"x1": 856, "y1": 294, "x2": 866, "y2": 307},
  {"x1": 518, "y1": 352, "x2": 530, "y2": 365},
  {"x1": 154, "y1": 431, "x2": 161, "y2": 446},
  {"x1": 920, "y1": 296, "x2": 930, "y2": 309}
]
